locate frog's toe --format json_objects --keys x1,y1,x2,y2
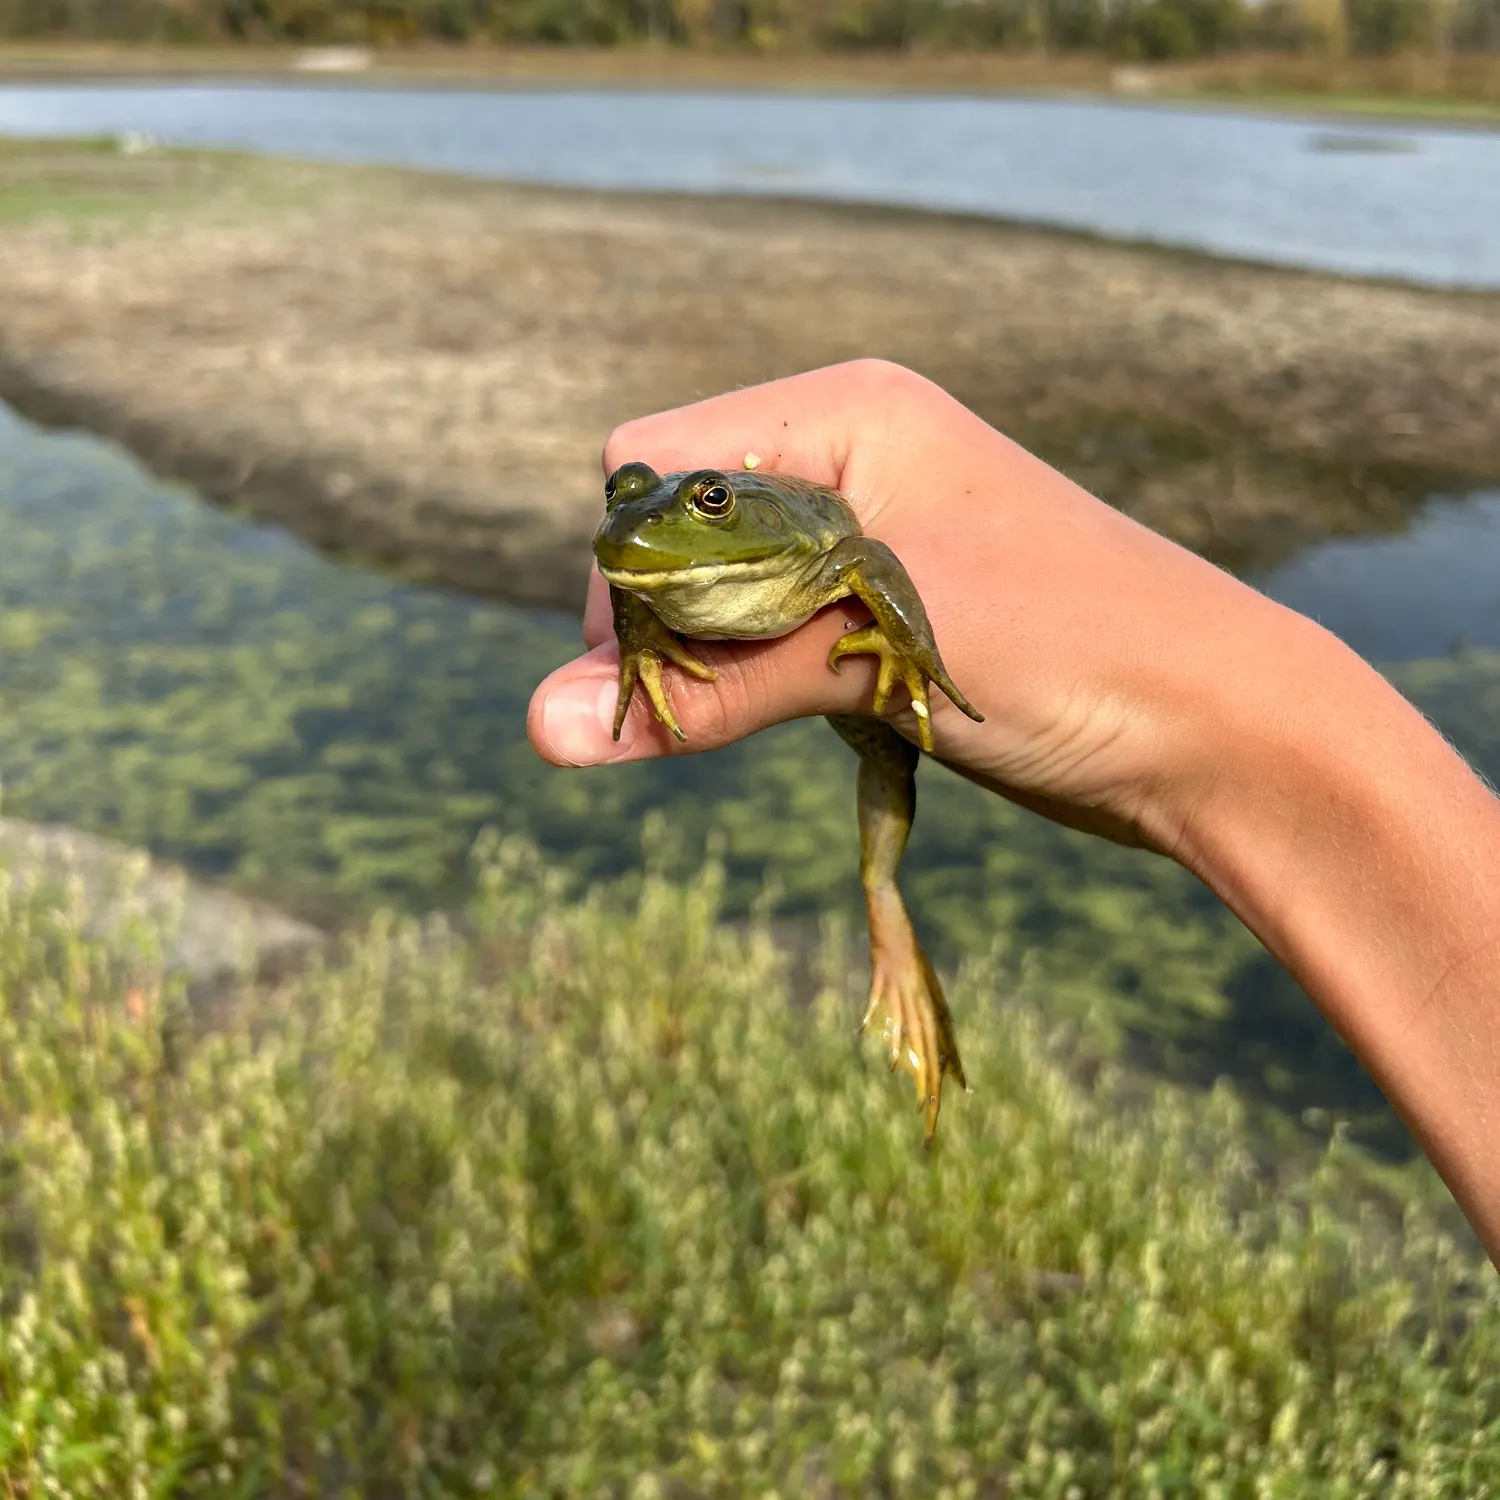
[
  {"x1": 827, "y1": 626, "x2": 948, "y2": 754},
  {"x1": 829, "y1": 623, "x2": 887, "y2": 685},
  {"x1": 638, "y1": 653, "x2": 687, "y2": 741},
  {"x1": 903, "y1": 674, "x2": 935, "y2": 754},
  {"x1": 660, "y1": 637, "x2": 718, "y2": 684},
  {"x1": 614, "y1": 650, "x2": 690, "y2": 741},
  {"x1": 611, "y1": 655, "x2": 642, "y2": 740}
]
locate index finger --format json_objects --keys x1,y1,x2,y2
[
  {"x1": 585, "y1": 361, "x2": 901, "y2": 653},
  {"x1": 600, "y1": 359, "x2": 939, "y2": 514}
]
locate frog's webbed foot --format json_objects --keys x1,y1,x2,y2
[
  {"x1": 608, "y1": 585, "x2": 717, "y2": 742},
  {"x1": 819, "y1": 537, "x2": 982, "y2": 754},
  {"x1": 828, "y1": 714, "x2": 967, "y2": 1143},
  {"x1": 864, "y1": 890, "x2": 967, "y2": 1144},
  {"x1": 828, "y1": 623, "x2": 947, "y2": 752}
]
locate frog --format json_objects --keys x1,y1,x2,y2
[{"x1": 592, "y1": 460, "x2": 985, "y2": 1142}]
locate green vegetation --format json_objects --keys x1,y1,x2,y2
[
  {"x1": 0, "y1": 836, "x2": 1495, "y2": 1496},
  {"x1": 4, "y1": 0, "x2": 1500, "y2": 67},
  {"x1": 0, "y1": 136, "x2": 182, "y2": 228},
  {"x1": 0, "y1": 74, "x2": 1497, "y2": 1500}
]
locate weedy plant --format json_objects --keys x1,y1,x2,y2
[{"x1": 0, "y1": 837, "x2": 1496, "y2": 1498}]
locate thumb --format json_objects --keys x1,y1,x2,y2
[{"x1": 527, "y1": 606, "x2": 883, "y2": 767}]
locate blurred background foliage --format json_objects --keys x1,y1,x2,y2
[
  {"x1": 2, "y1": 844, "x2": 1494, "y2": 1495},
  {"x1": 1, "y1": 0, "x2": 1498, "y2": 63}
]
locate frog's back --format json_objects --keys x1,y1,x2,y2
[{"x1": 739, "y1": 471, "x2": 861, "y2": 552}]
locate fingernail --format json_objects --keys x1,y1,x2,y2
[{"x1": 541, "y1": 677, "x2": 635, "y2": 766}]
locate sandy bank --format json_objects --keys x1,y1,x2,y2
[{"x1": 0, "y1": 143, "x2": 1496, "y2": 611}]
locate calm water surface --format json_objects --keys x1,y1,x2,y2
[
  {"x1": 0, "y1": 82, "x2": 1496, "y2": 287},
  {"x1": 1252, "y1": 492, "x2": 1500, "y2": 660}
]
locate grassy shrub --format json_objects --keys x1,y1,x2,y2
[{"x1": 0, "y1": 839, "x2": 1495, "y2": 1497}]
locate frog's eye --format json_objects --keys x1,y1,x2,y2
[
  {"x1": 606, "y1": 461, "x2": 662, "y2": 507},
  {"x1": 693, "y1": 482, "x2": 735, "y2": 520}
]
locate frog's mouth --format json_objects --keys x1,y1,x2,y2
[{"x1": 597, "y1": 557, "x2": 793, "y2": 590}]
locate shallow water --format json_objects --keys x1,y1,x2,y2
[
  {"x1": 0, "y1": 82, "x2": 1496, "y2": 287},
  {"x1": 3, "y1": 403, "x2": 1498, "y2": 1142},
  {"x1": 1251, "y1": 491, "x2": 1500, "y2": 661}
]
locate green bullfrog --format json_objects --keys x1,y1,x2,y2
[{"x1": 593, "y1": 460, "x2": 985, "y2": 1141}]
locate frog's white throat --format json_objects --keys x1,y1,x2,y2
[{"x1": 601, "y1": 558, "x2": 818, "y2": 643}]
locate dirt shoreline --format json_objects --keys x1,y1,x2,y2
[{"x1": 1, "y1": 142, "x2": 1497, "y2": 613}]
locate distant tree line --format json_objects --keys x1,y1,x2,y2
[{"x1": 1, "y1": 0, "x2": 1497, "y2": 59}]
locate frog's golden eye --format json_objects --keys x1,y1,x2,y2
[
  {"x1": 693, "y1": 482, "x2": 735, "y2": 519},
  {"x1": 604, "y1": 472, "x2": 618, "y2": 504}
]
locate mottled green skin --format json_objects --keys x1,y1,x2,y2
[
  {"x1": 595, "y1": 463, "x2": 856, "y2": 605},
  {"x1": 593, "y1": 462, "x2": 983, "y2": 1141}
]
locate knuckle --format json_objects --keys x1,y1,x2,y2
[
  {"x1": 840, "y1": 357, "x2": 925, "y2": 400},
  {"x1": 734, "y1": 642, "x2": 803, "y2": 730},
  {"x1": 601, "y1": 417, "x2": 649, "y2": 472},
  {"x1": 693, "y1": 663, "x2": 760, "y2": 747}
]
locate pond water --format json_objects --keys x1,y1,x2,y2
[
  {"x1": 0, "y1": 82, "x2": 1497, "y2": 287},
  {"x1": 3, "y1": 400, "x2": 1499, "y2": 1148},
  {"x1": 1251, "y1": 491, "x2": 1500, "y2": 661}
]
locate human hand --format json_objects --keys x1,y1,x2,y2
[
  {"x1": 530, "y1": 359, "x2": 1500, "y2": 1260},
  {"x1": 528, "y1": 359, "x2": 1319, "y2": 860}
]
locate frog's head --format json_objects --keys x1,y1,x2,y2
[{"x1": 592, "y1": 463, "x2": 804, "y2": 586}]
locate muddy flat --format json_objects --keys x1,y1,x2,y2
[{"x1": 0, "y1": 139, "x2": 1496, "y2": 611}]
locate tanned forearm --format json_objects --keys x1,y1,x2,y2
[{"x1": 1179, "y1": 613, "x2": 1500, "y2": 1262}]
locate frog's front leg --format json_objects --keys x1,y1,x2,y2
[
  {"x1": 608, "y1": 585, "x2": 717, "y2": 742},
  {"x1": 827, "y1": 713, "x2": 967, "y2": 1142},
  {"x1": 813, "y1": 538, "x2": 983, "y2": 753}
]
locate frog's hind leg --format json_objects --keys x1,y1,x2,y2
[{"x1": 827, "y1": 713, "x2": 967, "y2": 1143}]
